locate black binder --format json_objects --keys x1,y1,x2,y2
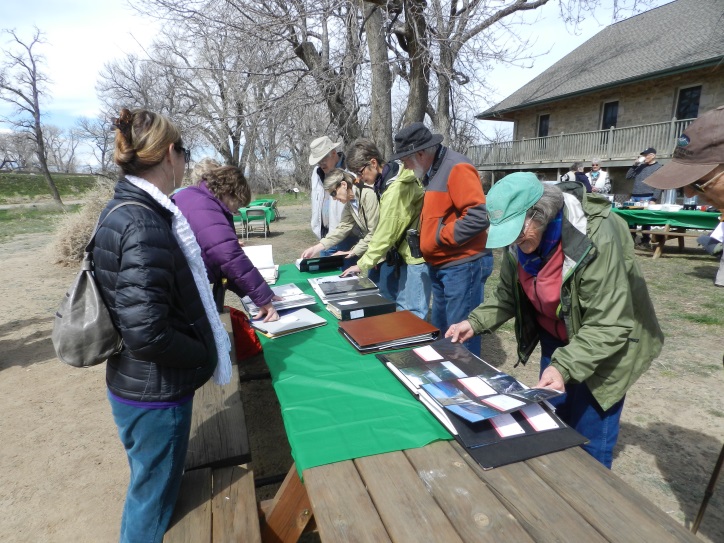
[
  {"x1": 327, "y1": 294, "x2": 396, "y2": 320},
  {"x1": 296, "y1": 255, "x2": 345, "y2": 272}
]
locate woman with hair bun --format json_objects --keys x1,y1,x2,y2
[
  {"x1": 93, "y1": 108, "x2": 231, "y2": 543},
  {"x1": 173, "y1": 165, "x2": 280, "y2": 321}
]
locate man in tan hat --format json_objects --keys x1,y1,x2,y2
[
  {"x1": 645, "y1": 104, "x2": 724, "y2": 286},
  {"x1": 308, "y1": 136, "x2": 356, "y2": 255}
]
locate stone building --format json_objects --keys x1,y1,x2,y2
[{"x1": 471, "y1": 0, "x2": 724, "y2": 198}]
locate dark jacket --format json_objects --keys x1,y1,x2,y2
[
  {"x1": 626, "y1": 161, "x2": 663, "y2": 199},
  {"x1": 93, "y1": 179, "x2": 217, "y2": 402},
  {"x1": 172, "y1": 182, "x2": 274, "y2": 307},
  {"x1": 575, "y1": 171, "x2": 593, "y2": 193}
]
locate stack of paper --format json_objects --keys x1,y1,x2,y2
[
  {"x1": 243, "y1": 244, "x2": 278, "y2": 284},
  {"x1": 241, "y1": 283, "x2": 316, "y2": 317}
]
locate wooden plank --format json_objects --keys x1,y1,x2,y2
[
  {"x1": 404, "y1": 441, "x2": 534, "y2": 543},
  {"x1": 262, "y1": 464, "x2": 313, "y2": 543},
  {"x1": 527, "y1": 448, "x2": 700, "y2": 543},
  {"x1": 452, "y1": 443, "x2": 608, "y2": 543},
  {"x1": 164, "y1": 468, "x2": 212, "y2": 543},
  {"x1": 355, "y1": 450, "x2": 464, "y2": 543},
  {"x1": 185, "y1": 362, "x2": 251, "y2": 471},
  {"x1": 212, "y1": 465, "x2": 261, "y2": 543},
  {"x1": 303, "y1": 460, "x2": 392, "y2": 543}
]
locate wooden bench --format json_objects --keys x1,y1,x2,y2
[
  {"x1": 164, "y1": 310, "x2": 260, "y2": 542},
  {"x1": 164, "y1": 465, "x2": 261, "y2": 543}
]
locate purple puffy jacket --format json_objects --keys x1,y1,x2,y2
[{"x1": 173, "y1": 182, "x2": 274, "y2": 307}]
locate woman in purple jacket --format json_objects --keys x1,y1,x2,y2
[{"x1": 173, "y1": 166, "x2": 279, "y2": 322}]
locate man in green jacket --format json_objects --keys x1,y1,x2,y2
[
  {"x1": 342, "y1": 139, "x2": 431, "y2": 319},
  {"x1": 447, "y1": 172, "x2": 663, "y2": 468}
]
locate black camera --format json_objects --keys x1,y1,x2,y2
[{"x1": 406, "y1": 228, "x2": 422, "y2": 259}]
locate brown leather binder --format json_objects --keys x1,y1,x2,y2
[{"x1": 338, "y1": 310, "x2": 439, "y2": 353}]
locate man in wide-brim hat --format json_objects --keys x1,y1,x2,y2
[
  {"x1": 308, "y1": 136, "x2": 357, "y2": 256},
  {"x1": 391, "y1": 122, "x2": 492, "y2": 355},
  {"x1": 645, "y1": 104, "x2": 724, "y2": 286}
]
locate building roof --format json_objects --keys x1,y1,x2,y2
[{"x1": 477, "y1": 0, "x2": 724, "y2": 119}]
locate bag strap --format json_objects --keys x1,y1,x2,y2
[{"x1": 85, "y1": 201, "x2": 154, "y2": 253}]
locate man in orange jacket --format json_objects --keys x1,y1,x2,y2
[{"x1": 390, "y1": 123, "x2": 492, "y2": 355}]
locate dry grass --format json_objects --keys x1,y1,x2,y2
[{"x1": 51, "y1": 181, "x2": 115, "y2": 266}]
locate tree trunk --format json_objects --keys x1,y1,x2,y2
[
  {"x1": 33, "y1": 116, "x2": 63, "y2": 206},
  {"x1": 365, "y1": 4, "x2": 393, "y2": 158},
  {"x1": 436, "y1": 46, "x2": 454, "y2": 145},
  {"x1": 401, "y1": 0, "x2": 430, "y2": 126}
]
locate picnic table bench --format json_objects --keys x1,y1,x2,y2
[{"x1": 164, "y1": 310, "x2": 261, "y2": 543}]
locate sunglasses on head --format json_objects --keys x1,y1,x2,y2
[{"x1": 174, "y1": 143, "x2": 191, "y2": 164}]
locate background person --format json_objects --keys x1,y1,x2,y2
[
  {"x1": 308, "y1": 136, "x2": 357, "y2": 256},
  {"x1": 644, "y1": 105, "x2": 724, "y2": 287},
  {"x1": 173, "y1": 165, "x2": 280, "y2": 321},
  {"x1": 446, "y1": 173, "x2": 663, "y2": 468},
  {"x1": 561, "y1": 161, "x2": 592, "y2": 192},
  {"x1": 626, "y1": 147, "x2": 664, "y2": 247},
  {"x1": 392, "y1": 122, "x2": 492, "y2": 354},
  {"x1": 587, "y1": 158, "x2": 611, "y2": 196},
  {"x1": 93, "y1": 108, "x2": 229, "y2": 542},
  {"x1": 342, "y1": 138, "x2": 432, "y2": 319},
  {"x1": 300, "y1": 169, "x2": 380, "y2": 269}
]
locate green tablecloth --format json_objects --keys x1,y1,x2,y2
[
  {"x1": 611, "y1": 208, "x2": 720, "y2": 230},
  {"x1": 254, "y1": 265, "x2": 451, "y2": 475},
  {"x1": 237, "y1": 205, "x2": 274, "y2": 223}
]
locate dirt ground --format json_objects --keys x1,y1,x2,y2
[{"x1": 0, "y1": 203, "x2": 722, "y2": 542}]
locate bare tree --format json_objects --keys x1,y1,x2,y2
[
  {"x1": 0, "y1": 28, "x2": 62, "y2": 204},
  {"x1": 43, "y1": 124, "x2": 81, "y2": 173},
  {"x1": 76, "y1": 115, "x2": 115, "y2": 176},
  {"x1": 0, "y1": 131, "x2": 36, "y2": 170}
]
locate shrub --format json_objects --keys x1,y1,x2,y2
[{"x1": 53, "y1": 180, "x2": 115, "y2": 266}]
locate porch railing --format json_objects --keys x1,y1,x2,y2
[{"x1": 468, "y1": 118, "x2": 694, "y2": 167}]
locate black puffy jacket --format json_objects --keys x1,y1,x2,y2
[{"x1": 93, "y1": 179, "x2": 217, "y2": 402}]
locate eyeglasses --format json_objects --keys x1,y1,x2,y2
[
  {"x1": 174, "y1": 143, "x2": 191, "y2": 164},
  {"x1": 515, "y1": 212, "x2": 540, "y2": 243},
  {"x1": 357, "y1": 162, "x2": 371, "y2": 176},
  {"x1": 690, "y1": 171, "x2": 724, "y2": 193},
  {"x1": 592, "y1": 164, "x2": 599, "y2": 166},
  {"x1": 329, "y1": 183, "x2": 342, "y2": 198}
]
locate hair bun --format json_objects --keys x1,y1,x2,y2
[{"x1": 113, "y1": 108, "x2": 134, "y2": 140}]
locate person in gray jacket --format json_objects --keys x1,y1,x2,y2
[{"x1": 626, "y1": 147, "x2": 663, "y2": 246}]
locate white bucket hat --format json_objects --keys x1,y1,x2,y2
[{"x1": 308, "y1": 136, "x2": 342, "y2": 166}]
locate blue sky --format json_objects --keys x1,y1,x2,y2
[{"x1": 1, "y1": 0, "x2": 672, "y2": 145}]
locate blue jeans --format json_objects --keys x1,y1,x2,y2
[
  {"x1": 539, "y1": 332, "x2": 625, "y2": 469},
  {"x1": 109, "y1": 393, "x2": 193, "y2": 543},
  {"x1": 371, "y1": 262, "x2": 431, "y2": 320},
  {"x1": 429, "y1": 253, "x2": 493, "y2": 356}
]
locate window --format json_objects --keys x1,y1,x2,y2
[
  {"x1": 537, "y1": 114, "x2": 549, "y2": 138},
  {"x1": 676, "y1": 86, "x2": 701, "y2": 119},
  {"x1": 601, "y1": 101, "x2": 618, "y2": 130}
]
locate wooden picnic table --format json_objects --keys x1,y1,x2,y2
[
  {"x1": 611, "y1": 208, "x2": 720, "y2": 258},
  {"x1": 249, "y1": 265, "x2": 699, "y2": 543}
]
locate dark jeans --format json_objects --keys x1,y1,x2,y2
[{"x1": 538, "y1": 331, "x2": 625, "y2": 469}]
